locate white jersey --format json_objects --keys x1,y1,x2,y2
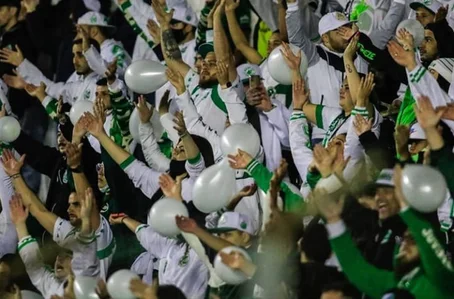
[
  {"x1": 135, "y1": 224, "x2": 209, "y2": 299},
  {"x1": 18, "y1": 236, "x2": 66, "y2": 299},
  {"x1": 0, "y1": 159, "x2": 17, "y2": 258},
  {"x1": 84, "y1": 38, "x2": 132, "y2": 78},
  {"x1": 53, "y1": 216, "x2": 115, "y2": 280}
]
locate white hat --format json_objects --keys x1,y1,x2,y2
[
  {"x1": 236, "y1": 63, "x2": 263, "y2": 82},
  {"x1": 171, "y1": 5, "x2": 198, "y2": 27},
  {"x1": 375, "y1": 169, "x2": 395, "y2": 187},
  {"x1": 77, "y1": 12, "x2": 115, "y2": 29},
  {"x1": 410, "y1": 0, "x2": 442, "y2": 14},
  {"x1": 318, "y1": 12, "x2": 352, "y2": 36},
  {"x1": 210, "y1": 212, "x2": 255, "y2": 235},
  {"x1": 409, "y1": 123, "x2": 426, "y2": 140},
  {"x1": 428, "y1": 58, "x2": 454, "y2": 82}
]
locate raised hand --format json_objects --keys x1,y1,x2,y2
[
  {"x1": 292, "y1": 75, "x2": 309, "y2": 110},
  {"x1": 219, "y1": 250, "x2": 246, "y2": 270},
  {"x1": 81, "y1": 188, "x2": 94, "y2": 220},
  {"x1": 313, "y1": 188, "x2": 345, "y2": 223},
  {"x1": 166, "y1": 68, "x2": 185, "y2": 95},
  {"x1": 207, "y1": 0, "x2": 221, "y2": 28},
  {"x1": 246, "y1": 87, "x2": 266, "y2": 107},
  {"x1": 436, "y1": 103, "x2": 454, "y2": 120},
  {"x1": 64, "y1": 142, "x2": 83, "y2": 169},
  {"x1": 394, "y1": 125, "x2": 410, "y2": 150},
  {"x1": 24, "y1": 82, "x2": 47, "y2": 100},
  {"x1": 280, "y1": 42, "x2": 301, "y2": 71},
  {"x1": 158, "y1": 90, "x2": 171, "y2": 116},
  {"x1": 3, "y1": 70, "x2": 26, "y2": 89},
  {"x1": 105, "y1": 58, "x2": 117, "y2": 84},
  {"x1": 151, "y1": 0, "x2": 174, "y2": 27},
  {"x1": 73, "y1": 117, "x2": 88, "y2": 143},
  {"x1": 225, "y1": 0, "x2": 240, "y2": 12},
  {"x1": 414, "y1": 95, "x2": 443, "y2": 129},
  {"x1": 313, "y1": 144, "x2": 337, "y2": 177},
  {"x1": 94, "y1": 97, "x2": 106, "y2": 123},
  {"x1": 80, "y1": 112, "x2": 105, "y2": 138},
  {"x1": 173, "y1": 111, "x2": 187, "y2": 136},
  {"x1": 175, "y1": 215, "x2": 198, "y2": 233},
  {"x1": 387, "y1": 40, "x2": 416, "y2": 70},
  {"x1": 0, "y1": 45, "x2": 24, "y2": 67},
  {"x1": 9, "y1": 194, "x2": 29, "y2": 224},
  {"x1": 159, "y1": 173, "x2": 186, "y2": 201},
  {"x1": 396, "y1": 28, "x2": 415, "y2": 51},
  {"x1": 228, "y1": 149, "x2": 253, "y2": 169},
  {"x1": 356, "y1": 72, "x2": 375, "y2": 106},
  {"x1": 137, "y1": 95, "x2": 153, "y2": 123},
  {"x1": 344, "y1": 33, "x2": 359, "y2": 61},
  {"x1": 337, "y1": 23, "x2": 358, "y2": 41},
  {"x1": 353, "y1": 114, "x2": 373, "y2": 136},
  {"x1": 216, "y1": 60, "x2": 229, "y2": 87},
  {"x1": 434, "y1": 5, "x2": 448, "y2": 23},
  {"x1": 147, "y1": 19, "x2": 161, "y2": 44},
  {"x1": 76, "y1": 26, "x2": 90, "y2": 52},
  {"x1": 1, "y1": 149, "x2": 25, "y2": 176}
]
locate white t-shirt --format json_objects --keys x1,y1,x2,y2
[{"x1": 53, "y1": 216, "x2": 115, "y2": 280}]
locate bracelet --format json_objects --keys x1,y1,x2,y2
[{"x1": 10, "y1": 173, "x2": 21, "y2": 179}]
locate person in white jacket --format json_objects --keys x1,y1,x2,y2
[
  {"x1": 11, "y1": 191, "x2": 99, "y2": 299},
  {"x1": 77, "y1": 11, "x2": 132, "y2": 78}
]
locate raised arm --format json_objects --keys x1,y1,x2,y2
[
  {"x1": 2, "y1": 150, "x2": 57, "y2": 234},
  {"x1": 214, "y1": 0, "x2": 238, "y2": 81},
  {"x1": 225, "y1": 0, "x2": 262, "y2": 64},
  {"x1": 153, "y1": 1, "x2": 190, "y2": 77}
]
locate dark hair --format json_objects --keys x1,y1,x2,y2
[
  {"x1": 96, "y1": 78, "x2": 108, "y2": 86},
  {"x1": 157, "y1": 285, "x2": 187, "y2": 298},
  {"x1": 73, "y1": 38, "x2": 101, "y2": 53},
  {"x1": 0, "y1": 253, "x2": 16, "y2": 290},
  {"x1": 425, "y1": 21, "x2": 454, "y2": 59},
  {"x1": 300, "y1": 219, "x2": 331, "y2": 263},
  {"x1": 189, "y1": 134, "x2": 215, "y2": 168}
]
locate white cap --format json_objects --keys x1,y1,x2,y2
[
  {"x1": 409, "y1": 123, "x2": 426, "y2": 140},
  {"x1": 410, "y1": 0, "x2": 443, "y2": 14},
  {"x1": 171, "y1": 5, "x2": 198, "y2": 27},
  {"x1": 375, "y1": 169, "x2": 395, "y2": 187},
  {"x1": 318, "y1": 12, "x2": 352, "y2": 36},
  {"x1": 210, "y1": 212, "x2": 255, "y2": 235},
  {"x1": 77, "y1": 12, "x2": 115, "y2": 29},
  {"x1": 236, "y1": 63, "x2": 263, "y2": 82},
  {"x1": 428, "y1": 58, "x2": 454, "y2": 82}
]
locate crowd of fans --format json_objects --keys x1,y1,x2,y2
[{"x1": 0, "y1": 0, "x2": 453, "y2": 298}]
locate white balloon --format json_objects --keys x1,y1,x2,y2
[
  {"x1": 149, "y1": 197, "x2": 189, "y2": 236},
  {"x1": 74, "y1": 276, "x2": 99, "y2": 299},
  {"x1": 70, "y1": 100, "x2": 94, "y2": 125},
  {"x1": 192, "y1": 160, "x2": 236, "y2": 213},
  {"x1": 220, "y1": 124, "x2": 260, "y2": 158},
  {"x1": 125, "y1": 60, "x2": 168, "y2": 94},
  {"x1": 402, "y1": 165, "x2": 447, "y2": 212},
  {"x1": 396, "y1": 19, "x2": 425, "y2": 47},
  {"x1": 0, "y1": 116, "x2": 20, "y2": 142},
  {"x1": 267, "y1": 44, "x2": 308, "y2": 85},
  {"x1": 214, "y1": 246, "x2": 252, "y2": 285},
  {"x1": 21, "y1": 290, "x2": 44, "y2": 299},
  {"x1": 107, "y1": 269, "x2": 139, "y2": 299},
  {"x1": 129, "y1": 105, "x2": 164, "y2": 144}
]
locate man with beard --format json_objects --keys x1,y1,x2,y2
[
  {"x1": 153, "y1": 0, "x2": 243, "y2": 134},
  {"x1": 317, "y1": 166, "x2": 454, "y2": 299}
]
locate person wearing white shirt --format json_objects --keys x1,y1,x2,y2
[{"x1": 0, "y1": 158, "x2": 16, "y2": 259}]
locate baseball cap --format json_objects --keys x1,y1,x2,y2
[
  {"x1": 375, "y1": 169, "x2": 395, "y2": 188},
  {"x1": 237, "y1": 63, "x2": 263, "y2": 83},
  {"x1": 318, "y1": 12, "x2": 352, "y2": 36},
  {"x1": 410, "y1": 0, "x2": 442, "y2": 14},
  {"x1": 77, "y1": 12, "x2": 115, "y2": 29},
  {"x1": 209, "y1": 212, "x2": 255, "y2": 235},
  {"x1": 428, "y1": 58, "x2": 454, "y2": 82},
  {"x1": 409, "y1": 123, "x2": 426, "y2": 140},
  {"x1": 198, "y1": 42, "x2": 214, "y2": 59},
  {"x1": 171, "y1": 5, "x2": 199, "y2": 27}
]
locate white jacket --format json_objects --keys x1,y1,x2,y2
[
  {"x1": 84, "y1": 39, "x2": 132, "y2": 78},
  {"x1": 0, "y1": 159, "x2": 16, "y2": 258}
]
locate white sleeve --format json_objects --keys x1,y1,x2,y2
[
  {"x1": 84, "y1": 45, "x2": 108, "y2": 77},
  {"x1": 121, "y1": 157, "x2": 161, "y2": 198},
  {"x1": 218, "y1": 78, "x2": 248, "y2": 125},
  {"x1": 0, "y1": 159, "x2": 14, "y2": 222},
  {"x1": 184, "y1": 69, "x2": 201, "y2": 96},
  {"x1": 53, "y1": 218, "x2": 78, "y2": 249},
  {"x1": 16, "y1": 59, "x2": 53, "y2": 87},
  {"x1": 343, "y1": 107, "x2": 368, "y2": 182},
  {"x1": 289, "y1": 111, "x2": 313, "y2": 182},
  {"x1": 18, "y1": 237, "x2": 60, "y2": 296},
  {"x1": 263, "y1": 100, "x2": 291, "y2": 147},
  {"x1": 139, "y1": 122, "x2": 171, "y2": 172},
  {"x1": 185, "y1": 153, "x2": 205, "y2": 180},
  {"x1": 175, "y1": 91, "x2": 223, "y2": 162},
  {"x1": 449, "y1": 70, "x2": 454, "y2": 100},
  {"x1": 135, "y1": 224, "x2": 175, "y2": 258},
  {"x1": 73, "y1": 232, "x2": 100, "y2": 278}
]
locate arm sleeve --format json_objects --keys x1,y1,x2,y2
[
  {"x1": 327, "y1": 221, "x2": 396, "y2": 299},
  {"x1": 18, "y1": 237, "x2": 60, "y2": 295},
  {"x1": 135, "y1": 224, "x2": 174, "y2": 258},
  {"x1": 109, "y1": 80, "x2": 134, "y2": 150},
  {"x1": 73, "y1": 232, "x2": 100, "y2": 278},
  {"x1": 139, "y1": 122, "x2": 171, "y2": 172},
  {"x1": 184, "y1": 69, "x2": 202, "y2": 96},
  {"x1": 285, "y1": 1, "x2": 320, "y2": 67},
  {"x1": 368, "y1": 0, "x2": 405, "y2": 49},
  {"x1": 84, "y1": 46, "x2": 108, "y2": 77},
  {"x1": 343, "y1": 107, "x2": 368, "y2": 182},
  {"x1": 16, "y1": 59, "x2": 54, "y2": 87},
  {"x1": 185, "y1": 153, "x2": 205, "y2": 180},
  {"x1": 263, "y1": 100, "x2": 291, "y2": 147},
  {"x1": 120, "y1": 156, "x2": 161, "y2": 198},
  {"x1": 159, "y1": 113, "x2": 180, "y2": 146},
  {"x1": 218, "y1": 79, "x2": 248, "y2": 125},
  {"x1": 248, "y1": 0, "x2": 279, "y2": 32},
  {"x1": 430, "y1": 145, "x2": 454, "y2": 198},
  {"x1": 399, "y1": 208, "x2": 454, "y2": 293},
  {"x1": 246, "y1": 159, "x2": 305, "y2": 212},
  {"x1": 118, "y1": 0, "x2": 156, "y2": 49},
  {"x1": 289, "y1": 111, "x2": 313, "y2": 182}
]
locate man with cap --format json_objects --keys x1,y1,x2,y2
[
  {"x1": 410, "y1": 0, "x2": 443, "y2": 26},
  {"x1": 286, "y1": 1, "x2": 368, "y2": 143},
  {"x1": 77, "y1": 11, "x2": 131, "y2": 77},
  {"x1": 176, "y1": 212, "x2": 258, "y2": 299}
]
